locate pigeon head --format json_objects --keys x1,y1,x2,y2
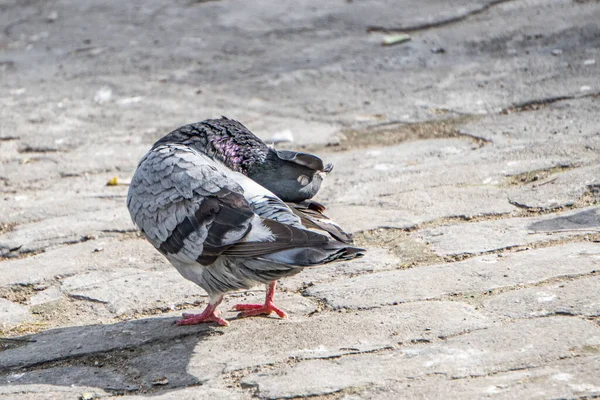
[
  {"x1": 247, "y1": 149, "x2": 333, "y2": 202},
  {"x1": 152, "y1": 117, "x2": 332, "y2": 202}
]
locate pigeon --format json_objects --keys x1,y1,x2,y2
[{"x1": 127, "y1": 117, "x2": 364, "y2": 326}]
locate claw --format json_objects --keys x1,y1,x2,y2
[
  {"x1": 234, "y1": 281, "x2": 287, "y2": 319},
  {"x1": 234, "y1": 302, "x2": 288, "y2": 319},
  {"x1": 176, "y1": 297, "x2": 228, "y2": 326}
]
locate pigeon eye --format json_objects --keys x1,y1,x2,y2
[{"x1": 297, "y1": 175, "x2": 310, "y2": 186}]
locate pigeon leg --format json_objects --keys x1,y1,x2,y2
[
  {"x1": 235, "y1": 281, "x2": 288, "y2": 319},
  {"x1": 177, "y1": 295, "x2": 229, "y2": 326}
]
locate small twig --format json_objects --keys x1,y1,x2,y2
[{"x1": 532, "y1": 176, "x2": 559, "y2": 188}]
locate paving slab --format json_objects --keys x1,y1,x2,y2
[
  {"x1": 114, "y1": 386, "x2": 246, "y2": 400},
  {"x1": 28, "y1": 286, "x2": 62, "y2": 307},
  {"x1": 333, "y1": 356, "x2": 600, "y2": 400},
  {"x1": 482, "y1": 275, "x2": 600, "y2": 318},
  {"x1": 0, "y1": 298, "x2": 32, "y2": 329},
  {"x1": 185, "y1": 301, "x2": 490, "y2": 376},
  {"x1": 307, "y1": 242, "x2": 600, "y2": 309},
  {"x1": 0, "y1": 238, "x2": 167, "y2": 287},
  {"x1": 507, "y1": 164, "x2": 600, "y2": 209},
  {"x1": 458, "y1": 96, "x2": 600, "y2": 146},
  {"x1": 241, "y1": 317, "x2": 600, "y2": 398},
  {"x1": 0, "y1": 384, "x2": 111, "y2": 400},
  {"x1": 2, "y1": 366, "x2": 138, "y2": 392},
  {"x1": 413, "y1": 206, "x2": 600, "y2": 256},
  {"x1": 0, "y1": 301, "x2": 489, "y2": 372},
  {"x1": 221, "y1": 0, "x2": 600, "y2": 122},
  {"x1": 60, "y1": 268, "x2": 205, "y2": 316},
  {"x1": 3, "y1": 174, "x2": 129, "y2": 226},
  {"x1": 325, "y1": 185, "x2": 516, "y2": 232},
  {"x1": 0, "y1": 208, "x2": 135, "y2": 256},
  {"x1": 0, "y1": 315, "x2": 218, "y2": 370}
]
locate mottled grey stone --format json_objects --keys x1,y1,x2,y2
[
  {"x1": 0, "y1": 298, "x2": 32, "y2": 329},
  {"x1": 0, "y1": 238, "x2": 168, "y2": 287},
  {"x1": 186, "y1": 301, "x2": 490, "y2": 375},
  {"x1": 60, "y1": 268, "x2": 205, "y2": 316},
  {"x1": 116, "y1": 386, "x2": 246, "y2": 400},
  {"x1": 0, "y1": 316, "x2": 216, "y2": 370},
  {"x1": 29, "y1": 287, "x2": 62, "y2": 306},
  {"x1": 483, "y1": 276, "x2": 600, "y2": 318},
  {"x1": 413, "y1": 206, "x2": 600, "y2": 256},
  {"x1": 0, "y1": 384, "x2": 110, "y2": 400},
  {"x1": 508, "y1": 165, "x2": 600, "y2": 210},
  {"x1": 2, "y1": 366, "x2": 138, "y2": 392},
  {"x1": 325, "y1": 185, "x2": 516, "y2": 232},
  {"x1": 459, "y1": 96, "x2": 600, "y2": 146},
  {"x1": 0, "y1": 208, "x2": 135, "y2": 256},
  {"x1": 336, "y1": 356, "x2": 600, "y2": 400},
  {"x1": 2, "y1": 174, "x2": 131, "y2": 226},
  {"x1": 242, "y1": 317, "x2": 600, "y2": 398},
  {"x1": 307, "y1": 243, "x2": 600, "y2": 309}
]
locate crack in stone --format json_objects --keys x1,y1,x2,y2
[
  {"x1": 366, "y1": 0, "x2": 516, "y2": 33},
  {"x1": 307, "y1": 267, "x2": 600, "y2": 313},
  {"x1": 292, "y1": 226, "x2": 600, "y2": 307},
  {"x1": 66, "y1": 293, "x2": 110, "y2": 305},
  {"x1": 440, "y1": 269, "x2": 600, "y2": 307},
  {"x1": 500, "y1": 92, "x2": 600, "y2": 115},
  {"x1": 0, "y1": 136, "x2": 20, "y2": 141},
  {"x1": 0, "y1": 324, "x2": 223, "y2": 374},
  {"x1": 229, "y1": 346, "x2": 399, "y2": 398},
  {"x1": 504, "y1": 164, "x2": 577, "y2": 187}
]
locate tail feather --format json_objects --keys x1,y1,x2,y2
[{"x1": 263, "y1": 241, "x2": 364, "y2": 266}]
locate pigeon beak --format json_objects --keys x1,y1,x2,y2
[{"x1": 322, "y1": 163, "x2": 333, "y2": 174}]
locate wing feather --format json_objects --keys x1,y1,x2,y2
[{"x1": 287, "y1": 200, "x2": 354, "y2": 243}]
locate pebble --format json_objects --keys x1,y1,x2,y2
[{"x1": 93, "y1": 87, "x2": 112, "y2": 104}]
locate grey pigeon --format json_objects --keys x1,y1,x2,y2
[{"x1": 127, "y1": 117, "x2": 364, "y2": 326}]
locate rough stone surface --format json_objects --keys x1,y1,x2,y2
[
  {"x1": 0, "y1": 238, "x2": 167, "y2": 287},
  {"x1": 28, "y1": 287, "x2": 62, "y2": 307},
  {"x1": 307, "y1": 243, "x2": 600, "y2": 309},
  {"x1": 116, "y1": 386, "x2": 244, "y2": 400},
  {"x1": 2, "y1": 366, "x2": 138, "y2": 392},
  {"x1": 242, "y1": 317, "x2": 600, "y2": 398},
  {"x1": 0, "y1": 299, "x2": 32, "y2": 329},
  {"x1": 483, "y1": 275, "x2": 600, "y2": 318},
  {"x1": 60, "y1": 268, "x2": 205, "y2": 316},
  {"x1": 0, "y1": 316, "x2": 217, "y2": 370},
  {"x1": 2, "y1": 0, "x2": 600, "y2": 398},
  {"x1": 413, "y1": 206, "x2": 600, "y2": 256},
  {"x1": 185, "y1": 301, "x2": 491, "y2": 376},
  {"x1": 329, "y1": 356, "x2": 600, "y2": 400},
  {"x1": 0, "y1": 385, "x2": 110, "y2": 400}
]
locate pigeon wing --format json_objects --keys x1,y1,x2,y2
[
  {"x1": 128, "y1": 144, "x2": 338, "y2": 266},
  {"x1": 287, "y1": 200, "x2": 354, "y2": 244}
]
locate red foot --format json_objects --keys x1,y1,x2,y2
[
  {"x1": 176, "y1": 306, "x2": 229, "y2": 326},
  {"x1": 234, "y1": 302, "x2": 288, "y2": 319}
]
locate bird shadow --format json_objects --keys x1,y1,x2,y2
[{"x1": 0, "y1": 315, "x2": 225, "y2": 395}]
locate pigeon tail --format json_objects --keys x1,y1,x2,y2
[{"x1": 262, "y1": 241, "x2": 365, "y2": 266}]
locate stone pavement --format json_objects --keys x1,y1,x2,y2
[{"x1": 1, "y1": 0, "x2": 599, "y2": 398}]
